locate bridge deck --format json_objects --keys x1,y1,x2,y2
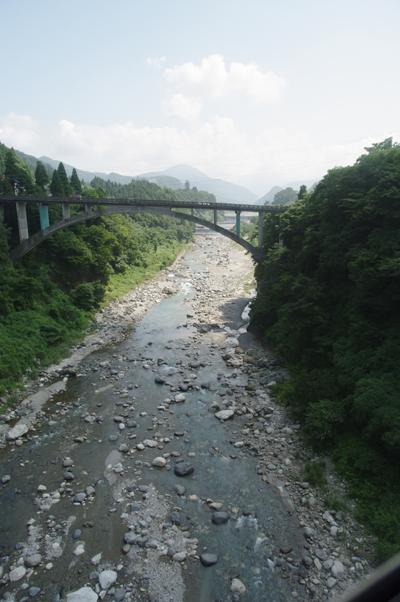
[{"x1": 0, "y1": 196, "x2": 283, "y2": 213}]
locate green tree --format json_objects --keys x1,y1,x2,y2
[
  {"x1": 70, "y1": 168, "x2": 82, "y2": 194},
  {"x1": 35, "y1": 161, "x2": 49, "y2": 191},
  {"x1": 251, "y1": 139, "x2": 400, "y2": 559},
  {"x1": 57, "y1": 162, "x2": 71, "y2": 195},
  {"x1": 4, "y1": 149, "x2": 35, "y2": 195},
  {"x1": 272, "y1": 187, "x2": 298, "y2": 206},
  {"x1": 365, "y1": 136, "x2": 393, "y2": 153},
  {"x1": 50, "y1": 169, "x2": 64, "y2": 196},
  {"x1": 298, "y1": 184, "x2": 307, "y2": 199}
]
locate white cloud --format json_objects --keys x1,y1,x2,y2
[
  {"x1": 164, "y1": 93, "x2": 203, "y2": 122},
  {"x1": 164, "y1": 54, "x2": 285, "y2": 103},
  {"x1": 146, "y1": 55, "x2": 167, "y2": 69},
  {"x1": 0, "y1": 113, "x2": 39, "y2": 151},
  {"x1": 0, "y1": 112, "x2": 396, "y2": 192}
]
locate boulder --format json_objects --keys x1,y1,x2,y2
[
  {"x1": 6, "y1": 423, "x2": 29, "y2": 441},
  {"x1": 231, "y1": 578, "x2": 246, "y2": 595},
  {"x1": 215, "y1": 409, "x2": 234, "y2": 421},
  {"x1": 99, "y1": 569, "x2": 117, "y2": 590},
  {"x1": 174, "y1": 463, "x2": 194, "y2": 477},
  {"x1": 66, "y1": 587, "x2": 98, "y2": 602},
  {"x1": 200, "y1": 553, "x2": 218, "y2": 566}
]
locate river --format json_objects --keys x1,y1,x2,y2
[{"x1": 0, "y1": 233, "x2": 370, "y2": 602}]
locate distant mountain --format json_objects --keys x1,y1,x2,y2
[
  {"x1": 9, "y1": 149, "x2": 257, "y2": 203},
  {"x1": 138, "y1": 174, "x2": 182, "y2": 190},
  {"x1": 258, "y1": 186, "x2": 283, "y2": 205},
  {"x1": 138, "y1": 164, "x2": 257, "y2": 204}
]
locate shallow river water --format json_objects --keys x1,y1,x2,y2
[{"x1": 0, "y1": 236, "x2": 309, "y2": 601}]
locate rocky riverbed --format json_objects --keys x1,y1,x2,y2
[{"x1": 0, "y1": 233, "x2": 372, "y2": 601}]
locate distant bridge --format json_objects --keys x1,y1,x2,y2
[{"x1": 0, "y1": 196, "x2": 284, "y2": 261}]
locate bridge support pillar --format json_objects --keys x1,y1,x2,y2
[
  {"x1": 16, "y1": 201, "x2": 29, "y2": 241},
  {"x1": 62, "y1": 203, "x2": 70, "y2": 220},
  {"x1": 258, "y1": 211, "x2": 264, "y2": 248},
  {"x1": 235, "y1": 210, "x2": 241, "y2": 237},
  {"x1": 39, "y1": 204, "x2": 50, "y2": 230},
  {"x1": 85, "y1": 204, "x2": 91, "y2": 216},
  {"x1": 213, "y1": 208, "x2": 217, "y2": 226},
  {"x1": 190, "y1": 207, "x2": 194, "y2": 216}
]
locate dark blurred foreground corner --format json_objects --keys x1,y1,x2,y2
[{"x1": 339, "y1": 553, "x2": 400, "y2": 602}]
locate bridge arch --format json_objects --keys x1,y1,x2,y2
[{"x1": 9, "y1": 205, "x2": 262, "y2": 261}]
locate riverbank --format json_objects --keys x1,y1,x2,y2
[
  {"x1": 0, "y1": 211, "x2": 193, "y2": 399},
  {"x1": 0, "y1": 234, "x2": 372, "y2": 601},
  {"x1": 0, "y1": 238, "x2": 190, "y2": 416}
]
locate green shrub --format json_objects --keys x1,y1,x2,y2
[
  {"x1": 71, "y1": 282, "x2": 105, "y2": 310},
  {"x1": 303, "y1": 460, "x2": 327, "y2": 487}
]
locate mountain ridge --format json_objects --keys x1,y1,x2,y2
[
  {"x1": 2, "y1": 142, "x2": 260, "y2": 204},
  {"x1": 138, "y1": 164, "x2": 258, "y2": 204},
  {"x1": 257, "y1": 185, "x2": 283, "y2": 204}
]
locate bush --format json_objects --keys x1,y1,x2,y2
[
  {"x1": 303, "y1": 460, "x2": 327, "y2": 487},
  {"x1": 71, "y1": 282, "x2": 105, "y2": 311}
]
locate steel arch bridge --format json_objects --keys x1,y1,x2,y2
[{"x1": 0, "y1": 196, "x2": 284, "y2": 261}]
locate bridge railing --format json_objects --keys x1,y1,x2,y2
[
  {"x1": 0, "y1": 195, "x2": 285, "y2": 260},
  {"x1": 0, "y1": 195, "x2": 284, "y2": 213}
]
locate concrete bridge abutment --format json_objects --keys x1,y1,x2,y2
[{"x1": 16, "y1": 201, "x2": 29, "y2": 241}]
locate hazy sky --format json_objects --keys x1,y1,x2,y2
[{"x1": 1, "y1": 0, "x2": 399, "y2": 193}]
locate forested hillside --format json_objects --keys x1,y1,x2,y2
[
  {"x1": 0, "y1": 145, "x2": 194, "y2": 395},
  {"x1": 250, "y1": 138, "x2": 400, "y2": 559}
]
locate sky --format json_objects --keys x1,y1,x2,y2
[{"x1": 1, "y1": 0, "x2": 399, "y2": 194}]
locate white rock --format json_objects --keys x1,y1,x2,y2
[
  {"x1": 331, "y1": 560, "x2": 345, "y2": 578},
  {"x1": 215, "y1": 409, "x2": 234, "y2": 421},
  {"x1": 6, "y1": 423, "x2": 29, "y2": 441},
  {"x1": 231, "y1": 578, "x2": 246, "y2": 595},
  {"x1": 323, "y1": 511, "x2": 336, "y2": 525},
  {"x1": 160, "y1": 365, "x2": 179, "y2": 375},
  {"x1": 99, "y1": 569, "x2": 117, "y2": 590},
  {"x1": 74, "y1": 544, "x2": 85, "y2": 556},
  {"x1": 143, "y1": 439, "x2": 158, "y2": 448},
  {"x1": 9, "y1": 566, "x2": 26, "y2": 581},
  {"x1": 225, "y1": 337, "x2": 239, "y2": 348},
  {"x1": 91, "y1": 553, "x2": 102, "y2": 565},
  {"x1": 174, "y1": 393, "x2": 186, "y2": 403},
  {"x1": 152, "y1": 457, "x2": 167, "y2": 468},
  {"x1": 66, "y1": 586, "x2": 98, "y2": 602},
  {"x1": 24, "y1": 553, "x2": 42, "y2": 567}
]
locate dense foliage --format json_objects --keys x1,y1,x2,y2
[
  {"x1": 89, "y1": 175, "x2": 217, "y2": 220},
  {"x1": 272, "y1": 186, "x2": 298, "y2": 205},
  {"x1": 0, "y1": 144, "x2": 194, "y2": 396},
  {"x1": 251, "y1": 139, "x2": 400, "y2": 559}
]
